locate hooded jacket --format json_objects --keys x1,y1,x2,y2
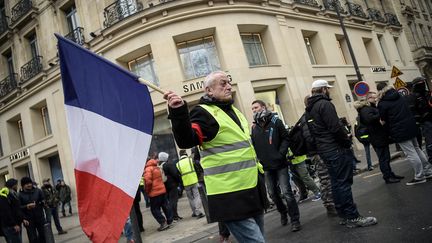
[
  {"x1": 410, "y1": 80, "x2": 432, "y2": 123},
  {"x1": 305, "y1": 94, "x2": 351, "y2": 154},
  {"x1": 378, "y1": 86, "x2": 418, "y2": 142},
  {"x1": 0, "y1": 187, "x2": 24, "y2": 227},
  {"x1": 18, "y1": 187, "x2": 46, "y2": 223},
  {"x1": 251, "y1": 112, "x2": 290, "y2": 171},
  {"x1": 144, "y1": 159, "x2": 167, "y2": 198},
  {"x1": 168, "y1": 95, "x2": 266, "y2": 222},
  {"x1": 354, "y1": 100, "x2": 390, "y2": 147}
]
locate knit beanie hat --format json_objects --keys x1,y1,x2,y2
[
  {"x1": 21, "y1": 177, "x2": 33, "y2": 186},
  {"x1": 5, "y1": 178, "x2": 18, "y2": 188},
  {"x1": 158, "y1": 152, "x2": 169, "y2": 162}
]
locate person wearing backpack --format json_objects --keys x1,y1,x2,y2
[
  {"x1": 355, "y1": 93, "x2": 404, "y2": 184},
  {"x1": 144, "y1": 157, "x2": 173, "y2": 231},
  {"x1": 354, "y1": 116, "x2": 373, "y2": 171},
  {"x1": 251, "y1": 100, "x2": 301, "y2": 232}
]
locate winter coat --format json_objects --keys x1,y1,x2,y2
[
  {"x1": 378, "y1": 86, "x2": 418, "y2": 143},
  {"x1": 0, "y1": 189, "x2": 24, "y2": 227},
  {"x1": 162, "y1": 161, "x2": 181, "y2": 191},
  {"x1": 58, "y1": 185, "x2": 71, "y2": 203},
  {"x1": 41, "y1": 184, "x2": 60, "y2": 208},
  {"x1": 354, "y1": 100, "x2": 390, "y2": 147},
  {"x1": 168, "y1": 95, "x2": 266, "y2": 222},
  {"x1": 305, "y1": 94, "x2": 351, "y2": 154},
  {"x1": 18, "y1": 187, "x2": 46, "y2": 224},
  {"x1": 251, "y1": 113, "x2": 290, "y2": 171},
  {"x1": 144, "y1": 159, "x2": 167, "y2": 198},
  {"x1": 299, "y1": 114, "x2": 318, "y2": 156}
]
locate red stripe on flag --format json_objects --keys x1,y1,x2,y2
[{"x1": 75, "y1": 168, "x2": 133, "y2": 242}]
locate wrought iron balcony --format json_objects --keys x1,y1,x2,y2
[
  {"x1": 293, "y1": 0, "x2": 320, "y2": 8},
  {"x1": 347, "y1": 2, "x2": 367, "y2": 18},
  {"x1": 20, "y1": 56, "x2": 43, "y2": 82},
  {"x1": 65, "y1": 27, "x2": 85, "y2": 45},
  {"x1": 323, "y1": 0, "x2": 347, "y2": 13},
  {"x1": 385, "y1": 13, "x2": 401, "y2": 26},
  {"x1": 103, "y1": 0, "x2": 143, "y2": 28},
  {"x1": 367, "y1": 8, "x2": 387, "y2": 23},
  {"x1": 10, "y1": 0, "x2": 33, "y2": 25},
  {"x1": 0, "y1": 74, "x2": 18, "y2": 99}
]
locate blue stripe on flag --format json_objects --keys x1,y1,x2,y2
[{"x1": 56, "y1": 34, "x2": 154, "y2": 135}]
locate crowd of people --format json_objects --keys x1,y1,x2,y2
[{"x1": 0, "y1": 177, "x2": 72, "y2": 243}]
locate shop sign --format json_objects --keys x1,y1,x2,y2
[
  {"x1": 10, "y1": 148, "x2": 30, "y2": 162},
  {"x1": 370, "y1": 67, "x2": 386, "y2": 73},
  {"x1": 183, "y1": 74, "x2": 232, "y2": 93}
]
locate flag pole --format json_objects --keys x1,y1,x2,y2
[{"x1": 138, "y1": 77, "x2": 165, "y2": 94}]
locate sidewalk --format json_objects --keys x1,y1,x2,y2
[{"x1": 15, "y1": 144, "x2": 403, "y2": 243}]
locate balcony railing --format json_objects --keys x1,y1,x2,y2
[
  {"x1": 385, "y1": 13, "x2": 401, "y2": 26},
  {"x1": 65, "y1": 27, "x2": 85, "y2": 45},
  {"x1": 293, "y1": 0, "x2": 320, "y2": 8},
  {"x1": 0, "y1": 74, "x2": 19, "y2": 98},
  {"x1": 347, "y1": 2, "x2": 367, "y2": 18},
  {"x1": 20, "y1": 56, "x2": 43, "y2": 82},
  {"x1": 323, "y1": 0, "x2": 346, "y2": 14},
  {"x1": 10, "y1": 0, "x2": 33, "y2": 25},
  {"x1": 367, "y1": 8, "x2": 387, "y2": 23},
  {"x1": 0, "y1": 15, "x2": 8, "y2": 35},
  {"x1": 103, "y1": 0, "x2": 143, "y2": 28}
]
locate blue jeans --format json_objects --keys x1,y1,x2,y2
[
  {"x1": 2, "y1": 226, "x2": 22, "y2": 243},
  {"x1": 320, "y1": 148, "x2": 360, "y2": 219},
  {"x1": 264, "y1": 167, "x2": 300, "y2": 223},
  {"x1": 45, "y1": 206, "x2": 64, "y2": 232},
  {"x1": 123, "y1": 217, "x2": 133, "y2": 241},
  {"x1": 225, "y1": 214, "x2": 265, "y2": 243},
  {"x1": 364, "y1": 143, "x2": 372, "y2": 168}
]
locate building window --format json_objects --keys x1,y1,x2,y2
[
  {"x1": 4, "y1": 52, "x2": 14, "y2": 76},
  {"x1": 28, "y1": 34, "x2": 39, "y2": 58},
  {"x1": 0, "y1": 135, "x2": 3, "y2": 157},
  {"x1": 335, "y1": 35, "x2": 352, "y2": 65},
  {"x1": 128, "y1": 53, "x2": 159, "y2": 86},
  {"x1": 177, "y1": 36, "x2": 221, "y2": 80},
  {"x1": 419, "y1": 24, "x2": 429, "y2": 46},
  {"x1": 363, "y1": 38, "x2": 380, "y2": 65},
  {"x1": 240, "y1": 33, "x2": 268, "y2": 66},
  {"x1": 17, "y1": 120, "x2": 25, "y2": 147},
  {"x1": 377, "y1": 34, "x2": 390, "y2": 65},
  {"x1": 304, "y1": 37, "x2": 317, "y2": 65},
  {"x1": 65, "y1": 5, "x2": 79, "y2": 32},
  {"x1": 41, "y1": 106, "x2": 52, "y2": 136},
  {"x1": 408, "y1": 22, "x2": 419, "y2": 47},
  {"x1": 394, "y1": 36, "x2": 406, "y2": 65}
]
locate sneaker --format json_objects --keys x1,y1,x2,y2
[
  {"x1": 157, "y1": 223, "x2": 169, "y2": 231},
  {"x1": 425, "y1": 174, "x2": 432, "y2": 179},
  {"x1": 312, "y1": 193, "x2": 321, "y2": 202},
  {"x1": 191, "y1": 213, "x2": 197, "y2": 217},
  {"x1": 339, "y1": 218, "x2": 347, "y2": 225},
  {"x1": 58, "y1": 230, "x2": 68, "y2": 235},
  {"x1": 392, "y1": 174, "x2": 405, "y2": 180},
  {"x1": 219, "y1": 236, "x2": 230, "y2": 243},
  {"x1": 196, "y1": 213, "x2": 205, "y2": 219},
  {"x1": 326, "y1": 206, "x2": 338, "y2": 217},
  {"x1": 298, "y1": 195, "x2": 308, "y2": 203},
  {"x1": 291, "y1": 222, "x2": 302, "y2": 232},
  {"x1": 368, "y1": 166, "x2": 374, "y2": 171},
  {"x1": 346, "y1": 216, "x2": 377, "y2": 228},
  {"x1": 406, "y1": 178, "x2": 427, "y2": 186},
  {"x1": 280, "y1": 213, "x2": 288, "y2": 226},
  {"x1": 385, "y1": 177, "x2": 400, "y2": 184}
]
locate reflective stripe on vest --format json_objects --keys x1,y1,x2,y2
[
  {"x1": 199, "y1": 104, "x2": 258, "y2": 196},
  {"x1": 177, "y1": 157, "x2": 198, "y2": 187},
  {"x1": 360, "y1": 135, "x2": 369, "y2": 139},
  {"x1": 139, "y1": 177, "x2": 144, "y2": 186}
]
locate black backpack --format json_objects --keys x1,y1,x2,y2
[
  {"x1": 354, "y1": 116, "x2": 369, "y2": 144},
  {"x1": 288, "y1": 119, "x2": 308, "y2": 156}
]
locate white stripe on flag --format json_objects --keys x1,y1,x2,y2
[{"x1": 65, "y1": 105, "x2": 152, "y2": 197}]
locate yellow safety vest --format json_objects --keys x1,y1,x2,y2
[
  {"x1": 139, "y1": 177, "x2": 144, "y2": 186},
  {"x1": 0, "y1": 187, "x2": 9, "y2": 198},
  {"x1": 177, "y1": 156, "x2": 198, "y2": 187},
  {"x1": 199, "y1": 104, "x2": 259, "y2": 196}
]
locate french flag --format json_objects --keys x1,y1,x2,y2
[{"x1": 56, "y1": 34, "x2": 153, "y2": 242}]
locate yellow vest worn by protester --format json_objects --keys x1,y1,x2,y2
[
  {"x1": 0, "y1": 187, "x2": 9, "y2": 198},
  {"x1": 288, "y1": 149, "x2": 308, "y2": 165},
  {"x1": 199, "y1": 104, "x2": 261, "y2": 196},
  {"x1": 177, "y1": 156, "x2": 198, "y2": 187}
]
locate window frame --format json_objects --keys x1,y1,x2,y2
[
  {"x1": 128, "y1": 52, "x2": 159, "y2": 86},
  {"x1": 240, "y1": 33, "x2": 268, "y2": 66},
  {"x1": 17, "y1": 119, "x2": 25, "y2": 147},
  {"x1": 41, "y1": 106, "x2": 52, "y2": 136}
]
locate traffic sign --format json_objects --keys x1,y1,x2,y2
[
  {"x1": 393, "y1": 77, "x2": 407, "y2": 89},
  {"x1": 391, "y1": 66, "x2": 403, "y2": 78},
  {"x1": 397, "y1": 87, "x2": 409, "y2": 96},
  {"x1": 353, "y1": 81, "x2": 370, "y2": 97}
]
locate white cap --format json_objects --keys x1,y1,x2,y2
[
  {"x1": 158, "y1": 152, "x2": 169, "y2": 162},
  {"x1": 312, "y1": 79, "x2": 333, "y2": 89}
]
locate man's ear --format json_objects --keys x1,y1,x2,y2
[{"x1": 205, "y1": 86, "x2": 212, "y2": 96}]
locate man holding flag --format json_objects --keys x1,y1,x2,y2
[
  {"x1": 56, "y1": 34, "x2": 153, "y2": 242},
  {"x1": 164, "y1": 71, "x2": 268, "y2": 242}
]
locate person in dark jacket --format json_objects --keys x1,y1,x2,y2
[
  {"x1": 0, "y1": 179, "x2": 29, "y2": 243},
  {"x1": 164, "y1": 71, "x2": 267, "y2": 242},
  {"x1": 251, "y1": 99, "x2": 301, "y2": 231},
  {"x1": 56, "y1": 180, "x2": 72, "y2": 217},
  {"x1": 158, "y1": 152, "x2": 183, "y2": 220},
  {"x1": 354, "y1": 93, "x2": 403, "y2": 184},
  {"x1": 18, "y1": 177, "x2": 46, "y2": 243},
  {"x1": 410, "y1": 77, "x2": 432, "y2": 166},
  {"x1": 377, "y1": 83, "x2": 432, "y2": 185},
  {"x1": 306, "y1": 79, "x2": 377, "y2": 228},
  {"x1": 41, "y1": 179, "x2": 67, "y2": 235}
]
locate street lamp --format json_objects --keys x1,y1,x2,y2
[{"x1": 334, "y1": 0, "x2": 363, "y2": 81}]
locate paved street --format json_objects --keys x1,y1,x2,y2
[{"x1": 177, "y1": 158, "x2": 432, "y2": 243}]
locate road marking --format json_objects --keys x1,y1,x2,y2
[{"x1": 363, "y1": 172, "x2": 382, "y2": 179}]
